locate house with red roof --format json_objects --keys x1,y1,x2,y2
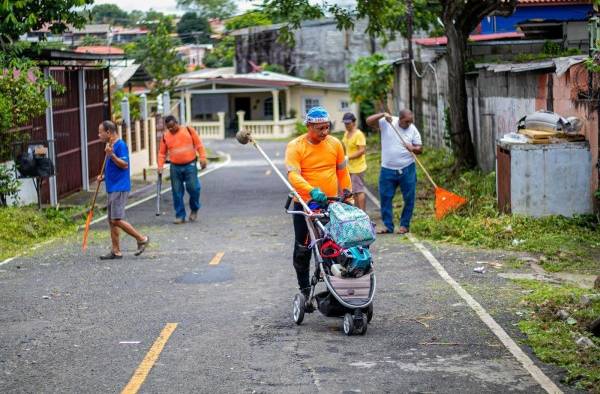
[{"x1": 173, "y1": 67, "x2": 354, "y2": 139}]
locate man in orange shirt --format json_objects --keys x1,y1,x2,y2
[
  {"x1": 285, "y1": 106, "x2": 352, "y2": 298},
  {"x1": 158, "y1": 115, "x2": 207, "y2": 224}
]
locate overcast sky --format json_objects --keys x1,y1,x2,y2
[{"x1": 94, "y1": 0, "x2": 261, "y2": 15}]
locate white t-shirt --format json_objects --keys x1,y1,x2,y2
[{"x1": 379, "y1": 117, "x2": 422, "y2": 170}]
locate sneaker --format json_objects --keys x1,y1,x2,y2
[
  {"x1": 189, "y1": 211, "x2": 198, "y2": 222},
  {"x1": 134, "y1": 236, "x2": 150, "y2": 256},
  {"x1": 173, "y1": 218, "x2": 185, "y2": 224},
  {"x1": 99, "y1": 251, "x2": 123, "y2": 260}
]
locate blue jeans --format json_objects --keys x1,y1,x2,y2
[
  {"x1": 379, "y1": 164, "x2": 417, "y2": 232},
  {"x1": 170, "y1": 162, "x2": 201, "y2": 219}
]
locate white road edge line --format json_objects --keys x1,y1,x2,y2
[
  {"x1": 0, "y1": 153, "x2": 232, "y2": 267},
  {"x1": 363, "y1": 187, "x2": 562, "y2": 394}
]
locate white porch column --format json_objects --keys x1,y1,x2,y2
[
  {"x1": 185, "y1": 92, "x2": 192, "y2": 124},
  {"x1": 149, "y1": 117, "x2": 157, "y2": 166},
  {"x1": 134, "y1": 120, "x2": 141, "y2": 153},
  {"x1": 284, "y1": 88, "x2": 291, "y2": 119},
  {"x1": 179, "y1": 95, "x2": 186, "y2": 125},
  {"x1": 125, "y1": 122, "x2": 132, "y2": 153},
  {"x1": 217, "y1": 112, "x2": 225, "y2": 139},
  {"x1": 43, "y1": 68, "x2": 58, "y2": 206},
  {"x1": 271, "y1": 89, "x2": 280, "y2": 122},
  {"x1": 237, "y1": 110, "x2": 245, "y2": 131},
  {"x1": 78, "y1": 69, "x2": 89, "y2": 191},
  {"x1": 272, "y1": 90, "x2": 281, "y2": 136}
]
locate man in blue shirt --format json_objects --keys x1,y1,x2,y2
[{"x1": 98, "y1": 120, "x2": 149, "y2": 259}]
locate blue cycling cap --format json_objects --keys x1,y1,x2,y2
[{"x1": 305, "y1": 106, "x2": 330, "y2": 124}]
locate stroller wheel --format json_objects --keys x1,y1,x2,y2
[
  {"x1": 357, "y1": 313, "x2": 368, "y2": 335},
  {"x1": 366, "y1": 303, "x2": 374, "y2": 323},
  {"x1": 293, "y1": 294, "x2": 306, "y2": 325},
  {"x1": 343, "y1": 313, "x2": 354, "y2": 336}
]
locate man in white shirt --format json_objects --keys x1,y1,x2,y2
[{"x1": 366, "y1": 109, "x2": 423, "y2": 234}]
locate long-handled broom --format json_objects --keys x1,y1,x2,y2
[
  {"x1": 82, "y1": 153, "x2": 108, "y2": 251},
  {"x1": 235, "y1": 129, "x2": 319, "y2": 215},
  {"x1": 386, "y1": 118, "x2": 467, "y2": 219}
]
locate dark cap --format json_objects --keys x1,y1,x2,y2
[{"x1": 342, "y1": 112, "x2": 356, "y2": 123}]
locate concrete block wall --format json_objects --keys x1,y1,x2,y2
[{"x1": 235, "y1": 19, "x2": 407, "y2": 83}]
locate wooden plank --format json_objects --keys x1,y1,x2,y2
[{"x1": 519, "y1": 128, "x2": 559, "y2": 139}]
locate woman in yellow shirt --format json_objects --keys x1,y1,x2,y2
[{"x1": 341, "y1": 112, "x2": 367, "y2": 211}]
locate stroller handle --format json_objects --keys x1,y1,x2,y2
[{"x1": 286, "y1": 209, "x2": 326, "y2": 218}]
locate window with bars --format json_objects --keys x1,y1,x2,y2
[
  {"x1": 303, "y1": 97, "x2": 321, "y2": 115},
  {"x1": 339, "y1": 100, "x2": 350, "y2": 112}
]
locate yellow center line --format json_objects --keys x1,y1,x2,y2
[
  {"x1": 121, "y1": 323, "x2": 178, "y2": 394},
  {"x1": 209, "y1": 251, "x2": 225, "y2": 265}
]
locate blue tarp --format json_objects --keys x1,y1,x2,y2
[{"x1": 480, "y1": 5, "x2": 593, "y2": 34}]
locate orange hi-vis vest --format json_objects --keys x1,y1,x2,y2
[
  {"x1": 285, "y1": 135, "x2": 352, "y2": 202},
  {"x1": 158, "y1": 126, "x2": 206, "y2": 169}
]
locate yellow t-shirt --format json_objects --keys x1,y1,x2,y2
[
  {"x1": 285, "y1": 135, "x2": 352, "y2": 202},
  {"x1": 342, "y1": 129, "x2": 367, "y2": 174}
]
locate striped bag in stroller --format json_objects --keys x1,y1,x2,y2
[{"x1": 326, "y1": 202, "x2": 376, "y2": 248}]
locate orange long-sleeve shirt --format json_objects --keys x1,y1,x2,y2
[
  {"x1": 158, "y1": 126, "x2": 206, "y2": 169},
  {"x1": 285, "y1": 135, "x2": 352, "y2": 202}
]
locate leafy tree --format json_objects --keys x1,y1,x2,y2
[
  {"x1": 177, "y1": 12, "x2": 211, "y2": 44},
  {"x1": 0, "y1": 162, "x2": 20, "y2": 206},
  {"x1": 262, "y1": 63, "x2": 286, "y2": 74},
  {"x1": 348, "y1": 54, "x2": 393, "y2": 113},
  {"x1": 225, "y1": 11, "x2": 272, "y2": 31},
  {"x1": 0, "y1": 0, "x2": 92, "y2": 49},
  {"x1": 302, "y1": 67, "x2": 326, "y2": 82},
  {"x1": 132, "y1": 21, "x2": 186, "y2": 94},
  {"x1": 128, "y1": 10, "x2": 146, "y2": 26},
  {"x1": 112, "y1": 91, "x2": 141, "y2": 121},
  {"x1": 138, "y1": 10, "x2": 176, "y2": 33},
  {"x1": 90, "y1": 3, "x2": 129, "y2": 25},
  {"x1": 203, "y1": 35, "x2": 235, "y2": 67},
  {"x1": 177, "y1": 0, "x2": 237, "y2": 19},
  {"x1": 261, "y1": 0, "x2": 518, "y2": 169},
  {"x1": 0, "y1": 55, "x2": 63, "y2": 162}
]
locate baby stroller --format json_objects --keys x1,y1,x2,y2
[
  {"x1": 236, "y1": 129, "x2": 376, "y2": 336},
  {"x1": 285, "y1": 195, "x2": 376, "y2": 335}
]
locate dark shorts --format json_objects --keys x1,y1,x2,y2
[
  {"x1": 107, "y1": 191, "x2": 128, "y2": 220},
  {"x1": 350, "y1": 172, "x2": 366, "y2": 193}
]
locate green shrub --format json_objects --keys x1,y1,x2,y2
[{"x1": 0, "y1": 162, "x2": 20, "y2": 206}]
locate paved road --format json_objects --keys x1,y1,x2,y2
[{"x1": 0, "y1": 140, "x2": 569, "y2": 393}]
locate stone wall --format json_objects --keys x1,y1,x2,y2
[{"x1": 234, "y1": 19, "x2": 407, "y2": 83}]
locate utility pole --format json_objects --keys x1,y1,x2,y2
[{"x1": 407, "y1": 0, "x2": 414, "y2": 111}]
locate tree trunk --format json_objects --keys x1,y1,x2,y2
[{"x1": 444, "y1": 21, "x2": 477, "y2": 169}]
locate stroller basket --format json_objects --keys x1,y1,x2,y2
[{"x1": 324, "y1": 272, "x2": 374, "y2": 309}]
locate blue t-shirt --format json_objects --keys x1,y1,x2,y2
[{"x1": 104, "y1": 139, "x2": 131, "y2": 193}]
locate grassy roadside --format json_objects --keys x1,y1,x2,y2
[
  {"x1": 0, "y1": 206, "x2": 83, "y2": 261},
  {"x1": 514, "y1": 280, "x2": 600, "y2": 391},
  {"x1": 363, "y1": 134, "x2": 599, "y2": 391},
  {"x1": 363, "y1": 134, "x2": 600, "y2": 274}
]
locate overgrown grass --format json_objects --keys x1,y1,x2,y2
[
  {"x1": 364, "y1": 135, "x2": 600, "y2": 274},
  {"x1": 0, "y1": 206, "x2": 82, "y2": 260},
  {"x1": 514, "y1": 280, "x2": 600, "y2": 392}
]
